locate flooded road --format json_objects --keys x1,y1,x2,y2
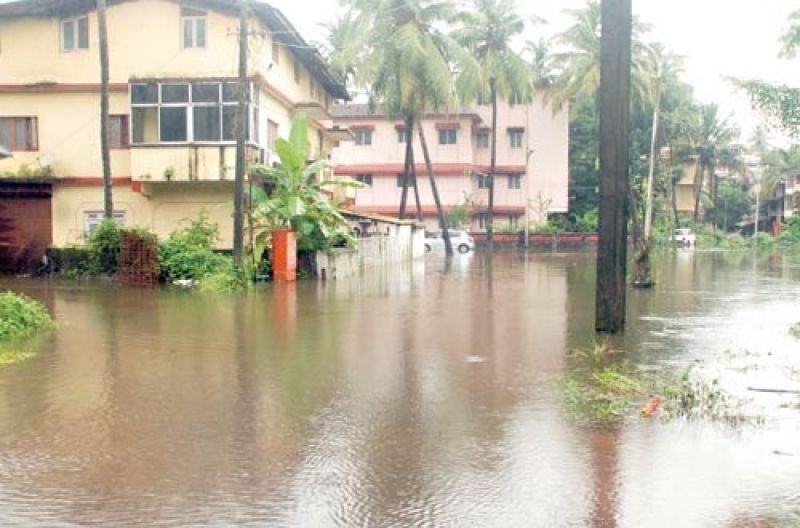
[{"x1": 0, "y1": 250, "x2": 799, "y2": 527}]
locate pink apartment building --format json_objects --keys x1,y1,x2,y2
[{"x1": 331, "y1": 96, "x2": 569, "y2": 232}]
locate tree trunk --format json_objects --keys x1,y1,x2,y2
[
  {"x1": 97, "y1": 0, "x2": 113, "y2": 219},
  {"x1": 643, "y1": 89, "x2": 660, "y2": 239},
  {"x1": 693, "y1": 159, "x2": 704, "y2": 223},
  {"x1": 595, "y1": 0, "x2": 632, "y2": 333},
  {"x1": 419, "y1": 124, "x2": 453, "y2": 256},
  {"x1": 411, "y1": 146, "x2": 423, "y2": 222},
  {"x1": 486, "y1": 77, "x2": 497, "y2": 251},
  {"x1": 233, "y1": 0, "x2": 248, "y2": 270},
  {"x1": 399, "y1": 116, "x2": 412, "y2": 219},
  {"x1": 487, "y1": 77, "x2": 498, "y2": 251}
]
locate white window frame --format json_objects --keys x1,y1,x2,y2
[
  {"x1": 477, "y1": 173, "x2": 491, "y2": 189},
  {"x1": 61, "y1": 16, "x2": 89, "y2": 51},
  {"x1": 129, "y1": 81, "x2": 259, "y2": 146},
  {"x1": 509, "y1": 129, "x2": 524, "y2": 149},
  {"x1": 508, "y1": 174, "x2": 522, "y2": 190},
  {"x1": 181, "y1": 7, "x2": 207, "y2": 49},
  {"x1": 84, "y1": 211, "x2": 126, "y2": 236}
]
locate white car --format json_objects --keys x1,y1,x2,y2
[
  {"x1": 425, "y1": 230, "x2": 475, "y2": 253},
  {"x1": 671, "y1": 228, "x2": 696, "y2": 247}
]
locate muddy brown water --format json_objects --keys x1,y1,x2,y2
[{"x1": 0, "y1": 250, "x2": 799, "y2": 527}]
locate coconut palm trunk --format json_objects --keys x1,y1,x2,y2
[
  {"x1": 399, "y1": 116, "x2": 413, "y2": 219},
  {"x1": 595, "y1": 0, "x2": 632, "y2": 333},
  {"x1": 693, "y1": 160, "x2": 705, "y2": 223},
  {"x1": 643, "y1": 87, "x2": 661, "y2": 239},
  {"x1": 97, "y1": 0, "x2": 112, "y2": 218},
  {"x1": 418, "y1": 124, "x2": 453, "y2": 256},
  {"x1": 487, "y1": 76, "x2": 498, "y2": 250},
  {"x1": 411, "y1": 151, "x2": 423, "y2": 222}
]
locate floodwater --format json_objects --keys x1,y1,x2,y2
[{"x1": 0, "y1": 250, "x2": 799, "y2": 527}]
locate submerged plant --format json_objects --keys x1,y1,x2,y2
[
  {"x1": 0, "y1": 292, "x2": 54, "y2": 341},
  {"x1": 563, "y1": 344, "x2": 754, "y2": 426}
]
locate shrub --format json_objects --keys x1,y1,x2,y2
[
  {"x1": 0, "y1": 292, "x2": 54, "y2": 341},
  {"x1": 159, "y1": 214, "x2": 231, "y2": 282},
  {"x1": 87, "y1": 219, "x2": 122, "y2": 274}
]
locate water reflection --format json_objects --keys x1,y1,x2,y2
[{"x1": 0, "y1": 250, "x2": 797, "y2": 526}]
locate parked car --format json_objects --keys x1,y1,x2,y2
[
  {"x1": 671, "y1": 228, "x2": 696, "y2": 247},
  {"x1": 425, "y1": 230, "x2": 475, "y2": 253}
]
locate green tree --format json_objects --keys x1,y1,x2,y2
[
  {"x1": 714, "y1": 179, "x2": 752, "y2": 232},
  {"x1": 344, "y1": 0, "x2": 459, "y2": 255},
  {"x1": 453, "y1": 0, "x2": 531, "y2": 248}
]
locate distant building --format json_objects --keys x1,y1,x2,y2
[{"x1": 331, "y1": 97, "x2": 569, "y2": 232}]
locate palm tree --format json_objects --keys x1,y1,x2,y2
[
  {"x1": 453, "y1": 0, "x2": 531, "y2": 249},
  {"x1": 344, "y1": 0, "x2": 459, "y2": 255},
  {"x1": 320, "y1": 9, "x2": 360, "y2": 86},
  {"x1": 687, "y1": 105, "x2": 739, "y2": 222},
  {"x1": 550, "y1": 0, "x2": 650, "y2": 108},
  {"x1": 642, "y1": 44, "x2": 683, "y2": 239}
]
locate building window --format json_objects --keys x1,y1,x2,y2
[
  {"x1": 271, "y1": 40, "x2": 280, "y2": 64},
  {"x1": 397, "y1": 128, "x2": 406, "y2": 143},
  {"x1": 509, "y1": 215, "x2": 519, "y2": 229},
  {"x1": 84, "y1": 211, "x2": 126, "y2": 235},
  {"x1": 267, "y1": 119, "x2": 279, "y2": 149},
  {"x1": 109, "y1": 115, "x2": 129, "y2": 148},
  {"x1": 61, "y1": 16, "x2": 89, "y2": 51},
  {"x1": 508, "y1": 174, "x2": 521, "y2": 189},
  {"x1": 353, "y1": 129, "x2": 372, "y2": 146},
  {"x1": 0, "y1": 117, "x2": 38, "y2": 151},
  {"x1": 181, "y1": 7, "x2": 207, "y2": 48},
  {"x1": 396, "y1": 174, "x2": 409, "y2": 187},
  {"x1": 355, "y1": 173, "x2": 373, "y2": 187},
  {"x1": 476, "y1": 132, "x2": 489, "y2": 148},
  {"x1": 478, "y1": 213, "x2": 489, "y2": 229},
  {"x1": 294, "y1": 60, "x2": 301, "y2": 84},
  {"x1": 438, "y1": 128, "x2": 457, "y2": 145},
  {"x1": 477, "y1": 173, "x2": 491, "y2": 189},
  {"x1": 509, "y1": 128, "x2": 524, "y2": 149},
  {"x1": 130, "y1": 82, "x2": 258, "y2": 145}
]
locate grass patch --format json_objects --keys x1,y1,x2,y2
[
  {"x1": 563, "y1": 342, "x2": 756, "y2": 426},
  {"x1": 0, "y1": 292, "x2": 54, "y2": 341}
]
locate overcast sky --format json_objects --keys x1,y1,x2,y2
[{"x1": 269, "y1": 0, "x2": 800, "y2": 145}]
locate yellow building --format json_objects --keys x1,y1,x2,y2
[{"x1": 0, "y1": 0, "x2": 349, "y2": 270}]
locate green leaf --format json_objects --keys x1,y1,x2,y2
[
  {"x1": 289, "y1": 112, "x2": 309, "y2": 160},
  {"x1": 287, "y1": 196, "x2": 305, "y2": 217}
]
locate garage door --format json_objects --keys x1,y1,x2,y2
[{"x1": 0, "y1": 183, "x2": 52, "y2": 273}]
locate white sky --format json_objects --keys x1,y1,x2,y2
[{"x1": 270, "y1": 0, "x2": 800, "y2": 146}]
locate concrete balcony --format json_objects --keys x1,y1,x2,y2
[{"x1": 130, "y1": 144, "x2": 258, "y2": 183}]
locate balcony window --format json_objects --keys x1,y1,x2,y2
[
  {"x1": 438, "y1": 128, "x2": 457, "y2": 145},
  {"x1": 476, "y1": 132, "x2": 489, "y2": 149},
  {"x1": 61, "y1": 16, "x2": 89, "y2": 51},
  {"x1": 0, "y1": 117, "x2": 38, "y2": 151},
  {"x1": 181, "y1": 7, "x2": 207, "y2": 48},
  {"x1": 508, "y1": 174, "x2": 521, "y2": 189},
  {"x1": 130, "y1": 82, "x2": 258, "y2": 145},
  {"x1": 477, "y1": 173, "x2": 491, "y2": 189}
]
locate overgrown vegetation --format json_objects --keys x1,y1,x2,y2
[
  {"x1": 563, "y1": 342, "x2": 755, "y2": 426},
  {"x1": 87, "y1": 219, "x2": 123, "y2": 274},
  {"x1": 0, "y1": 292, "x2": 54, "y2": 341},
  {"x1": 0, "y1": 165, "x2": 53, "y2": 179}
]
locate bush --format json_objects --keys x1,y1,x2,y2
[
  {"x1": 0, "y1": 292, "x2": 54, "y2": 341},
  {"x1": 87, "y1": 219, "x2": 122, "y2": 274},
  {"x1": 778, "y1": 216, "x2": 800, "y2": 248},
  {"x1": 159, "y1": 214, "x2": 231, "y2": 282}
]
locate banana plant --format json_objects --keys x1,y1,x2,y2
[{"x1": 248, "y1": 113, "x2": 359, "y2": 262}]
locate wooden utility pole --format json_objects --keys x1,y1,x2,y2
[
  {"x1": 595, "y1": 0, "x2": 632, "y2": 333},
  {"x1": 97, "y1": 0, "x2": 113, "y2": 218},
  {"x1": 233, "y1": 0, "x2": 248, "y2": 269}
]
